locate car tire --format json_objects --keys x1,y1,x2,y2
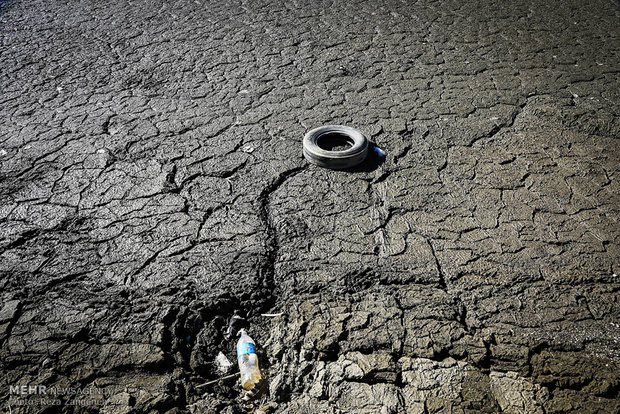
[{"x1": 302, "y1": 125, "x2": 369, "y2": 169}]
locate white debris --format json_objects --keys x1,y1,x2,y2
[
  {"x1": 240, "y1": 143, "x2": 255, "y2": 153},
  {"x1": 261, "y1": 312, "x2": 284, "y2": 317},
  {"x1": 0, "y1": 149, "x2": 6, "y2": 156},
  {"x1": 215, "y1": 351, "x2": 233, "y2": 374}
]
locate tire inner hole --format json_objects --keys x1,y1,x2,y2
[{"x1": 317, "y1": 132, "x2": 355, "y2": 151}]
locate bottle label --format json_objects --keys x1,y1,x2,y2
[{"x1": 237, "y1": 342, "x2": 256, "y2": 358}]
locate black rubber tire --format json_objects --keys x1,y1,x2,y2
[{"x1": 302, "y1": 125, "x2": 369, "y2": 169}]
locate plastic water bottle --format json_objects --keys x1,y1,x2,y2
[{"x1": 237, "y1": 329, "x2": 262, "y2": 390}]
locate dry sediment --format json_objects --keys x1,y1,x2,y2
[{"x1": 1, "y1": 0, "x2": 619, "y2": 412}]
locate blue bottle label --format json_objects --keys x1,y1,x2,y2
[{"x1": 237, "y1": 342, "x2": 256, "y2": 358}]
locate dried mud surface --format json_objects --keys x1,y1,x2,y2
[{"x1": 1, "y1": 0, "x2": 619, "y2": 413}]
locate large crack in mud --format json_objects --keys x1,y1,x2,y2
[{"x1": 1, "y1": 0, "x2": 619, "y2": 413}]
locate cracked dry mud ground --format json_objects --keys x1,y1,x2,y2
[{"x1": 0, "y1": 0, "x2": 619, "y2": 412}]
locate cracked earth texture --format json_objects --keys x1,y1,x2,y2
[{"x1": 1, "y1": 0, "x2": 619, "y2": 413}]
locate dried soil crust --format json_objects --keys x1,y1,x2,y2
[{"x1": 0, "y1": 0, "x2": 619, "y2": 413}]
